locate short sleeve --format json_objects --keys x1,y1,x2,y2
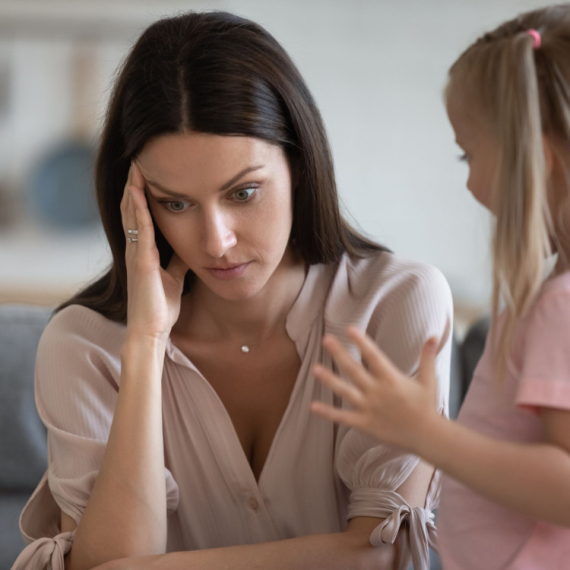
[
  {"x1": 332, "y1": 258, "x2": 453, "y2": 570},
  {"x1": 12, "y1": 305, "x2": 179, "y2": 569},
  {"x1": 516, "y1": 289, "x2": 570, "y2": 413}
]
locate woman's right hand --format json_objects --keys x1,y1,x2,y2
[{"x1": 121, "y1": 160, "x2": 189, "y2": 343}]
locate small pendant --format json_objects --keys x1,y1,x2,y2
[{"x1": 241, "y1": 345, "x2": 250, "y2": 353}]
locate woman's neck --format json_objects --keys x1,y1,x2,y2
[{"x1": 174, "y1": 250, "x2": 307, "y2": 346}]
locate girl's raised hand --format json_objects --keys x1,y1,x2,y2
[
  {"x1": 121, "y1": 160, "x2": 189, "y2": 343},
  {"x1": 311, "y1": 326, "x2": 442, "y2": 453}
]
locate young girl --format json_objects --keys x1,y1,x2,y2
[{"x1": 312, "y1": 5, "x2": 570, "y2": 570}]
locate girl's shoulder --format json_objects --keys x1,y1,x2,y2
[
  {"x1": 520, "y1": 270, "x2": 570, "y2": 331},
  {"x1": 540, "y1": 270, "x2": 570, "y2": 299}
]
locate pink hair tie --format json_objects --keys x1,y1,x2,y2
[{"x1": 527, "y1": 29, "x2": 541, "y2": 49}]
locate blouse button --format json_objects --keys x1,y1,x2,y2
[{"x1": 248, "y1": 497, "x2": 259, "y2": 511}]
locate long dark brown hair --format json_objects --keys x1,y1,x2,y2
[{"x1": 55, "y1": 11, "x2": 387, "y2": 323}]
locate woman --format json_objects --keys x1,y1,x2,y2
[{"x1": 12, "y1": 11, "x2": 452, "y2": 570}]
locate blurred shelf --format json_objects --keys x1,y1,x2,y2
[
  {"x1": 0, "y1": 0, "x2": 226, "y2": 41},
  {"x1": 0, "y1": 287, "x2": 73, "y2": 306},
  {"x1": 0, "y1": 221, "x2": 111, "y2": 300},
  {"x1": 454, "y1": 302, "x2": 487, "y2": 340}
]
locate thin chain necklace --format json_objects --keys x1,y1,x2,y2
[
  {"x1": 187, "y1": 286, "x2": 290, "y2": 355},
  {"x1": 239, "y1": 317, "x2": 288, "y2": 354}
]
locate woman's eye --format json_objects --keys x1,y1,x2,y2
[
  {"x1": 233, "y1": 187, "x2": 256, "y2": 202},
  {"x1": 162, "y1": 201, "x2": 189, "y2": 213},
  {"x1": 458, "y1": 152, "x2": 470, "y2": 163}
]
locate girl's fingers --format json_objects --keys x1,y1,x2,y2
[
  {"x1": 310, "y1": 401, "x2": 365, "y2": 429},
  {"x1": 346, "y1": 326, "x2": 401, "y2": 381},
  {"x1": 322, "y1": 335, "x2": 374, "y2": 392},
  {"x1": 418, "y1": 338, "x2": 438, "y2": 391},
  {"x1": 313, "y1": 364, "x2": 365, "y2": 408}
]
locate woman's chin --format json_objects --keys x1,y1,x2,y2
[{"x1": 195, "y1": 274, "x2": 268, "y2": 303}]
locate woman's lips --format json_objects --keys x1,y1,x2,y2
[{"x1": 206, "y1": 262, "x2": 251, "y2": 280}]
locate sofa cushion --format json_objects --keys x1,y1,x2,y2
[
  {"x1": 0, "y1": 305, "x2": 53, "y2": 491},
  {"x1": 0, "y1": 492, "x2": 30, "y2": 568}
]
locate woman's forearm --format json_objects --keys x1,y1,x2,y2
[
  {"x1": 97, "y1": 527, "x2": 398, "y2": 570},
  {"x1": 67, "y1": 336, "x2": 169, "y2": 570},
  {"x1": 415, "y1": 414, "x2": 570, "y2": 526}
]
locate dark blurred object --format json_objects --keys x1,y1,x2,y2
[
  {"x1": 0, "y1": 54, "x2": 10, "y2": 120},
  {"x1": 0, "y1": 182, "x2": 18, "y2": 228},
  {"x1": 448, "y1": 331, "x2": 462, "y2": 420},
  {"x1": 460, "y1": 316, "x2": 490, "y2": 402},
  {"x1": 26, "y1": 140, "x2": 98, "y2": 229},
  {"x1": 24, "y1": 42, "x2": 100, "y2": 231}
]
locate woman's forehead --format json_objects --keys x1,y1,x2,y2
[{"x1": 136, "y1": 133, "x2": 288, "y2": 193}]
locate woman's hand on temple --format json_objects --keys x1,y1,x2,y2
[
  {"x1": 311, "y1": 326, "x2": 442, "y2": 453},
  {"x1": 121, "y1": 161, "x2": 189, "y2": 342}
]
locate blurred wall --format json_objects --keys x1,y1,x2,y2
[{"x1": 0, "y1": 0, "x2": 556, "y2": 319}]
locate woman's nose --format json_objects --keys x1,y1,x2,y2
[{"x1": 201, "y1": 210, "x2": 237, "y2": 258}]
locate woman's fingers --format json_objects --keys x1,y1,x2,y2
[
  {"x1": 313, "y1": 364, "x2": 365, "y2": 408},
  {"x1": 165, "y1": 251, "x2": 189, "y2": 283},
  {"x1": 131, "y1": 159, "x2": 146, "y2": 190},
  {"x1": 121, "y1": 163, "x2": 136, "y2": 238},
  {"x1": 129, "y1": 186, "x2": 156, "y2": 260},
  {"x1": 322, "y1": 335, "x2": 374, "y2": 392}
]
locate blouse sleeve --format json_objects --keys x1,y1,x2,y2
[
  {"x1": 11, "y1": 305, "x2": 179, "y2": 570},
  {"x1": 331, "y1": 259, "x2": 453, "y2": 570},
  {"x1": 516, "y1": 288, "x2": 570, "y2": 413}
]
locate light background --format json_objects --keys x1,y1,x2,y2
[{"x1": 0, "y1": 0, "x2": 556, "y2": 326}]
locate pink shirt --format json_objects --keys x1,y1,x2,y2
[
  {"x1": 12, "y1": 252, "x2": 453, "y2": 570},
  {"x1": 438, "y1": 271, "x2": 570, "y2": 570}
]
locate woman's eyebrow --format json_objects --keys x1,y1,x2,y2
[
  {"x1": 220, "y1": 164, "x2": 264, "y2": 190},
  {"x1": 145, "y1": 164, "x2": 265, "y2": 198}
]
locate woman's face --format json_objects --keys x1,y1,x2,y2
[{"x1": 136, "y1": 132, "x2": 295, "y2": 301}]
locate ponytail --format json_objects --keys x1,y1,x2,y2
[{"x1": 491, "y1": 30, "x2": 552, "y2": 379}]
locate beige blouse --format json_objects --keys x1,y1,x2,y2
[{"x1": 12, "y1": 252, "x2": 453, "y2": 570}]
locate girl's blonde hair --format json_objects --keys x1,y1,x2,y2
[{"x1": 446, "y1": 5, "x2": 570, "y2": 380}]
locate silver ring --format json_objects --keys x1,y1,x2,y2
[
  {"x1": 127, "y1": 237, "x2": 138, "y2": 243},
  {"x1": 127, "y1": 229, "x2": 139, "y2": 235}
]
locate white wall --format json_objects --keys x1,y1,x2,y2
[{"x1": 0, "y1": 0, "x2": 556, "y2": 309}]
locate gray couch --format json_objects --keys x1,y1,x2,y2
[
  {"x1": 1, "y1": 305, "x2": 51, "y2": 570},
  {"x1": 0, "y1": 303, "x2": 487, "y2": 570}
]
